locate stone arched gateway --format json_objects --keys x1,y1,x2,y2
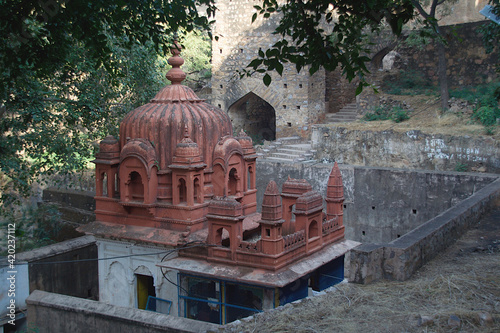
[{"x1": 228, "y1": 92, "x2": 276, "y2": 142}]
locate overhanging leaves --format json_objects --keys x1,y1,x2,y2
[{"x1": 247, "y1": 0, "x2": 415, "y2": 92}]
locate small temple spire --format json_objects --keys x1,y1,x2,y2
[
  {"x1": 261, "y1": 180, "x2": 283, "y2": 222},
  {"x1": 327, "y1": 162, "x2": 344, "y2": 200}
]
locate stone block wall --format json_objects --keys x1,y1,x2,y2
[
  {"x1": 255, "y1": 161, "x2": 498, "y2": 243},
  {"x1": 349, "y1": 178, "x2": 500, "y2": 283},
  {"x1": 210, "y1": 0, "x2": 325, "y2": 139},
  {"x1": 17, "y1": 236, "x2": 98, "y2": 300},
  {"x1": 394, "y1": 21, "x2": 498, "y2": 88},
  {"x1": 27, "y1": 290, "x2": 220, "y2": 333},
  {"x1": 312, "y1": 126, "x2": 500, "y2": 173},
  {"x1": 42, "y1": 187, "x2": 95, "y2": 224},
  {"x1": 210, "y1": 0, "x2": 496, "y2": 139}
]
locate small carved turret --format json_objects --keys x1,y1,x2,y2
[
  {"x1": 326, "y1": 162, "x2": 344, "y2": 225},
  {"x1": 260, "y1": 181, "x2": 285, "y2": 255}
]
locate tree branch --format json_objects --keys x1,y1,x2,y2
[
  {"x1": 411, "y1": 0, "x2": 430, "y2": 20},
  {"x1": 0, "y1": 105, "x2": 6, "y2": 120}
]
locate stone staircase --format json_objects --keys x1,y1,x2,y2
[
  {"x1": 325, "y1": 102, "x2": 358, "y2": 123},
  {"x1": 256, "y1": 136, "x2": 317, "y2": 163}
]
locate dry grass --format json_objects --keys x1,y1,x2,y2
[
  {"x1": 225, "y1": 216, "x2": 500, "y2": 333},
  {"x1": 327, "y1": 93, "x2": 500, "y2": 140}
]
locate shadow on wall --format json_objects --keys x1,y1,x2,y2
[{"x1": 228, "y1": 92, "x2": 276, "y2": 143}]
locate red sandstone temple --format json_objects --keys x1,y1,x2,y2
[{"x1": 80, "y1": 41, "x2": 357, "y2": 324}]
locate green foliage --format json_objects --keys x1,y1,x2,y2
[
  {"x1": 383, "y1": 70, "x2": 435, "y2": 95},
  {"x1": 403, "y1": 24, "x2": 435, "y2": 50},
  {"x1": 0, "y1": 0, "x2": 215, "y2": 207},
  {"x1": 451, "y1": 82, "x2": 500, "y2": 127},
  {"x1": 180, "y1": 30, "x2": 212, "y2": 89},
  {"x1": 391, "y1": 106, "x2": 411, "y2": 123},
  {"x1": 473, "y1": 106, "x2": 500, "y2": 126},
  {"x1": 454, "y1": 162, "x2": 468, "y2": 172},
  {"x1": 450, "y1": 82, "x2": 500, "y2": 105},
  {"x1": 363, "y1": 106, "x2": 392, "y2": 121},
  {"x1": 1, "y1": 34, "x2": 168, "y2": 209},
  {"x1": 244, "y1": 0, "x2": 415, "y2": 90},
  {"x1": 363, "y1": 105, "x2": 411, "y2": 123},
  {"x1": 479, "y1": 0, "x2": 500, "y2": 67},
  {"x1": 0, "y1": 204, "x2": 62, "y2": 254}
]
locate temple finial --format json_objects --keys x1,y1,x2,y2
[{"x1": 165, "y1": 35, "x2": 186, "y2": 85}]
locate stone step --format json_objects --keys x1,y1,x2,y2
[
  {"x1": 276, "y1": 148, "x2": 310, "y2": 155},
  {"x1": 276, "y1": 136, "x2": 303, "y2": 145},
  {"x1": 264, "y1": 156, "x2": 295, "y2": 162},
  {"x1": 271, "y1": 152, "x2": 302, "y2": 159},
  {"x1": 282, "y1": 143, "x2": 313, "y2": 151},
  {"x1": 325, "y1": 102, "x2": 358, "y2": 123},
  {"x1": 326, "y1": 113, "x2": 357, "y2": 120},
  {"x1": 256, "y1": 137, "x2": 316, "y2": 163},
  {"x1": 340, "y1": 104, "x2": 358, "y2": 110}
]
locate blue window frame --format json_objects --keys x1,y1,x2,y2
[
  {"x1": 178, "y1": 274, "x2": 273, "y2": 324},
  {"x1": 146, "y1": 296, "x2": 172, "y2": 315}
]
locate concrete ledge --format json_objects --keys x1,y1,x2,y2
[
  {"x1": 349, "y1": 178, "x2": 500, "y2": 283},
  {"x1": 27, "y1": 290, "x2": 221, "y2": 333},
  {"x1": 17, "y1": 235, "x2": 96, "y2": 262}
]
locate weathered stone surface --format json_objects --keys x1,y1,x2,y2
[
  {"x1": 27, "y1": 290, "x2": 221, "y2": 333},
  {"x1": 312, "y1": 126, "x2": 500, "y2": 173},
  {"x1": 17, "y1": 236, "x2": 98, "y2": 300},
  {"x1": 349, "y1": 178, "x2": 500, "y2": 283}
]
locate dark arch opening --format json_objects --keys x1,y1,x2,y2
[
  {"x1": 178, "y1": 178, "x2": 187, "y2": 203},
  {"x1": 309, "y1": 220, "x2": 319, "y2": 239},
  {"x1": 228, "y1": 92, "x2": 275, "y2": 143},
  {"x1": 129, "y1": 171, "x2": 144, "y2": 202},
  {"x1": 194, "y1": 177, "x2": 202, "y2": 203},
  {"x1": 228, "y1": 168, "x2": 238, "y2": 197},
  {"x1": 215, "y1": 227, "x2": 231, "y2": 248}
]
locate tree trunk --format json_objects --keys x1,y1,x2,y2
[{"x1": 436, "y1": 39, "x2": 449, "y2": 111}]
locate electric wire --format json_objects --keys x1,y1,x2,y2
[
  {"x1": 159, "y1": 240, "x2": 219, "y2": 295},
  {"x1": 0, "y1": 242, "x2": 217, "y2": 268}
]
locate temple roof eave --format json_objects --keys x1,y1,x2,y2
[{"x1": 157, "y1": 239, "x2": 360, "y2": 288}]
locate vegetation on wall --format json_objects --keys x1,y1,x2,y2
[
  {"x1": 244, "y1": 0, "x2": 415, "y2": 93},
  {"x1": 381, "y1": 70, "x2": 436, "y2": 96},
  {"x1": 363, "y1": 105, "x2": 411, "y2": 123},
  {"x1": 405, "y1": 0, "x2": 462, "y2": 111},
  {"x1": 450, "y1": 82, "x2": 500, "y2": 130},
  {"x1": 0, "y1": 204, "x2": 62, "y2": 255}
]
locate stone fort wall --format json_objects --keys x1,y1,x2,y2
[
  {"x1": 210, "y1": 0, "x2": 327, "y2": 139},
  {"x1": 210, "y1": 0, "x2": 495, "y2": 140}
]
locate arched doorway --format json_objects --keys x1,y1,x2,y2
[{"x1": 228, "y1": 92, "x2": 276, "y2": 143}]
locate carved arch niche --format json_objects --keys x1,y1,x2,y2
[
  {"x1": 227, "y1": 154, "x2": 244, "y2": 199},
  {"x1": 119, "y1": 139, "x2": 158, "y2": 205}
]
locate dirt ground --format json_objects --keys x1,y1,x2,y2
[
  {"x1": 327, "y1": 93, "x2": 500, "y2": 141},
  {"x1": 225, "y1": 208, "x2": 500, "y2": 333}
]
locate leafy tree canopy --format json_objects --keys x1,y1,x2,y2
[
  {"x1": 246, "y1": 0, "x2": 415, "y2": 93},
  {"x1": 481, "y1": 0, "x2": 500, "y2": 57},
  {"x1": 0, "y1": 0, "x2": 215, "y2": 207}
]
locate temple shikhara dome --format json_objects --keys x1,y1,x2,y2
[
  {"x1": 79, "y1": 40, "x2": 356, "y2": 325},
  {"x1": 86, "y1": 40, "x2": 257, "y2": 235}
]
